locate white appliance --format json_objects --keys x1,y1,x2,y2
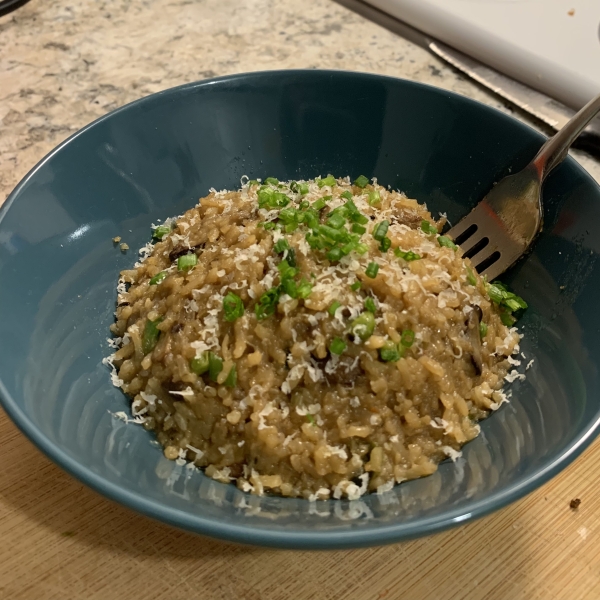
[{"x1": 364, "y1": 0, "x2": 600, "y2": 110}]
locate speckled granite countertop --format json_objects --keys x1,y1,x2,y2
[
  {"x1": 1, "y1": 2, "x2": 600, "y2": 599},
  {"x1": 2, "y1": 0, "x2": 598, "y2": 203}
]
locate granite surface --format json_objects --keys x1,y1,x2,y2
[{"x1": 2, "y1": 0, "x2": 598, "y2": 205}]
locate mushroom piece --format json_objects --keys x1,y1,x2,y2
[{"x1": 467, "y1": 305, "x2": 484, "y2": 376}]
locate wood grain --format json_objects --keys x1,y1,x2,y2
[{"x1": 1, "y1": 408, "x2": 599, "y2": 600}]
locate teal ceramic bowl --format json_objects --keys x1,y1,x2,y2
[{"x1": 1, "y1": 71, "x2": 599, "y2": 549}]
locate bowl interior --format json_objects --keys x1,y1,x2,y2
[{"x1": 1, "y1": 70, "x2": 600, "y2": 549}]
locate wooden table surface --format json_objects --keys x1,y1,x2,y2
[{"x1": 1, "y1": 1, "x2": 599, "y2": 599}]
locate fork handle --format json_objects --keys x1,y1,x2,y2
[{"x1": 532, "y1": 92, "x2": 600, "y2": 180}]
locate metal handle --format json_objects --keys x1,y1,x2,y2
[{"x1": 532, "y1": 92, "x2": 600, "y2": 180}]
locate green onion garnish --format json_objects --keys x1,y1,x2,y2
[
  {"x1": 479, "y1": 322, "x2": 488, "y2": 338},
  {"x1": 208, "y1": 352, "x2": 223, "y2": 382},
  {"x1": 264, "y1": 177, "x2": 279, "y2": 186},
  {"x1": 379, "y1": 340, "x2": 402, "y2": 362},
  {"x1": 306, "y1": 414, "x2": 316, "y2": 425},
  {"x1": 152, "y1": 225, "x2": 171, "y2": 240},
  {"x1": 255, "y1": 287, "x2": 281, "y2": 320},
  {"x1": 368, "y1": 190, "x2": 381, "y2": 205},
  {"x1": 365, "y1": 262, "x2": 379, "y2": 278},
  {"x1": 281, "y1": 277, "x2": 298, "y2": 298},
  {"x1": 263, "y1": 222, "x2": 277, "y2": 231},
  {"x1": 313, "y1": 198, "x2": 327, "y2": 211},
  {"x1": 421, "y1": 220, "x2": 437, "y2": 235},
  {"x1": 466, "y1": 267, "x2": 477, "y2": 286},
  {"x1": 142, "y1": 317, "x2": 164, "y2": 355},
  {"x1": 379, "y1": 237, "x2": 391, "y2": 252},
  {"x1": 354, "y1": 175, "x2": 369, "y2": 188},
  {"x1": 278, "y1": 259, "x2": 297, "y2": 280},
  {"x1": 327, "y1": 213, "x2": 346, "y2": 230},
  {"x1": 365, "y1": 297, "x2": 376, "y2": 313},
  {"x1": 341, "y1": 190, "x2": 353, "y2": 200},
  {"x1": 500, "y1": 312, "x2": 516, "y2": 327},
  {"x1": 318, "y1": 175, "x2": 337, "y2": 188},
  {"x1": 328, "y1": 300, "x2": 342, "y2": 316},
  {"x1": 350, "y1": 312, "x2": 375, "y2": 341},
  {"x1": 297, "y1": 280, "x2": 313, "y2": 299},
  {"x1": 223, "y1": 292, "x2": 244, "y2": 322},
  {"x1": 373, "y1": 220, "x2": 389, "y2": 242},
  {"x1": 177, "y1": 253, "x2": 197, "y2": 271},
  {"x1": 149, "y1": 271, "x2": 167, "y2": 285},
  {"x1": 273, "y1": 238, "x2": 290, "y2": 254},
  {"x1": 329, "y1": 337, "x2": 347, "y2": 355},
  {"x1": 401, "y1": 330, "x2": 415, "y2": 347},
  {"x1": 298, "y1": 183, "x2": 309, "y2": 195},
  {"x1": 350, "y1": 281, "x2": 362, "y2": 292},
  {"x1": 351, "y1": 223, "x2": 366, "y2": 235},
  {"x1": 224, "y1": 364, "x2": 237, "y2": 388},
  {"x1": 248, "y1": 180, "x2": 260, "y2": 186},
  {"x1": 355, "y1": 243, "x2": 369, "y2": 255},
  {"x1": 190, "y1": 352, "x2": 210, "y2": 375},
  {"x1": 326, "y1": 247, "x2": 344, "y2": 262},
  {"x1": 394, "y1": 249, "x2": 420, "y2": 261},
  {"x1": 438, "y1": 235, "x2": 457, "y2": 250}
]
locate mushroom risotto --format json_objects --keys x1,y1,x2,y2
[{"x1": 106, "y1": 175, "x2": 527, "y2": 501}]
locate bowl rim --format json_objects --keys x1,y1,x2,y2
[{"x1": 2, "y1": 68, "x2": 600, "y2": 549}]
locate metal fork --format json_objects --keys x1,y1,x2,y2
[{"x1": 447, "y1": 92, "x2": 600, "y2": 281}]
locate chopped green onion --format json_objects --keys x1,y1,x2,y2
[
  {"x1": 318, "y1": 175, "x2": 337, "y2": 188},
  {"x1": 328, "y1": 300, "x2": 342, "y2": 316},
  {"x1": 368, "y1": 190, "x2": 381, "y2": 205},
  {"x1": 327, "y1": 247, "x2": 344, "y2": 262},
  {"x1": 255, "y1": 287, "x2": 281, "y2": 320},
  {"x1": 281, "y1": 277, "x2": 298, "y2": 298},
  {"x1": 394, "y1": 249, "x2": 420, "y2": 261},
  {"x1": 248, "y1": 179, "x2": 259, "y2": 186},
  {"x1": 177, "y1": 253, "x2": 197, "y2": 271},
  {"x1": 327, "y1": 213, "x2": 346, "y2": 230},
  {"x1": 299, "y1": 200, "x2": 310, "y2": 210},
  {"x1": 258, "y1": 188, "x2": 290, "y2": 209},
  {"x1": 341, "y1": 190, "x2": 353, "y2": 200},
  {"x1": 190, "y1": 352, "x2": 210, "y2": 375},
  {"x1": 401, "y1": 330, "x2": 415, "y2": 347},
  {"x1": 354, "y1": 175, "x2": 369, "y2": 188},
  {"x1": 500, "y1": 312, "x2": 516, "y2": 327},
  {"x1": 306, "y1": 414, "x2": 316, "y2": 425},
  {"x1": 313, "y1": 198, "x2": 327, "y2": 211},
  {"x1": 372, "y1": 220, "x2": 390, "y2": 242},
  {"x1": 487, "y1": 283, "x2": 505, "y2": 304},
  {"x1": 351, "y1": 212, "x2": 369, "y2": 225},
  {"x1": 142, "y1": 317, "x2": 164, "y2": 355},
  {"x1": 466, "y1": 267, "x2": 477, "y2": 286},
  {"x1": 350, "y1": 281, "x2": 362, "y2": 292},
  {"x1": 365, "y1": 297, "x2": 376, "y2": 313},
  {"x1": 351, "y1": 223, "x2": 366, "y2": 235},
  {"x1": 318, "y1": 225, "x2": 346, "y2": 243},
  {"x1": 365, "y1": 262, "x2": 379, "y2": 278},
  {"x1": 224, "y1": 364, "x2": 237, "y2": 387},
  {"x1": 278, "y1": 207, "x2": 298, "y2": 223},
  {"x1": 223, "y1": 292, "x2": 244, "y2": 322},
  {"x1": 298, "y1": 183, "x2": 309, "y2": 195},
  {"x1": 379, "y1": 340, "x2": 402, "y2": 362},
  {"x1": 263, "y1": 222, "x2": 277, "y2": 230},
  {"x1": 379, "y1": 237, "x2": 391, "y2": 252},
  {"x1": 479, "y1": 322, "x2": 488, "y2": 339},
  {"x1": 438, "y1": 235, "x2": 457, "y2": 250},
  {"x1": 264, "y1": 177, "x2": 279, "y2": 186},
  {"x1": 273, "y1": 238, "x2": 290, "y2": 254},
  {"x1": 297, "y1": 280, "x2": 313, "y2": 299},
  {"x1": 350, "y1": 312, "x2": 375, "y2": 341},
  {"x1": 152, "y1": 225, "x2": 171, "y2": 240},
  {"x1": 149, "y1": 271, "x2": 167, "y2": 285},
  {"x1": 278, "y1": 259, "x2": 297, "y2": 280},
  {"x1": 421, "y1": 220, "x2": 438, "y2": 235},
  {"x1": 355, "y1": 243, "x2": 369, "y2": 255},
  {"x1": 286, "y1": 247, "x2": 297, "y2": 267},
  {"x1": 329, "y1": 337, "x2": 347, "y2": 355},
  {"x1": 289, "y1": 181, "x2": 299, "y2": 192},
  {"x1": 208, "y1": 352, "x2": 223, "y2": 382},
  {"x1": 306, "y1": 232, "x2": 324, "y2": 250}
]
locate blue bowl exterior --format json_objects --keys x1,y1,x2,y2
[{"x1": 1, "y1": 70, "x2": 600, "y2": 549}]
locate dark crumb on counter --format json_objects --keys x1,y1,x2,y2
[
  {"x1": 112, "y1": 236, "x2": 121, "y2": 244},
  {"x1": 568, "y1": 8, "x2": 575, "y2": 16},
  {"x1": 120, "y1": 242, "x2": 129, "y2": 252},
  {"x1": 569, "y1": 498, "x2": 581, "y2": 510}
]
